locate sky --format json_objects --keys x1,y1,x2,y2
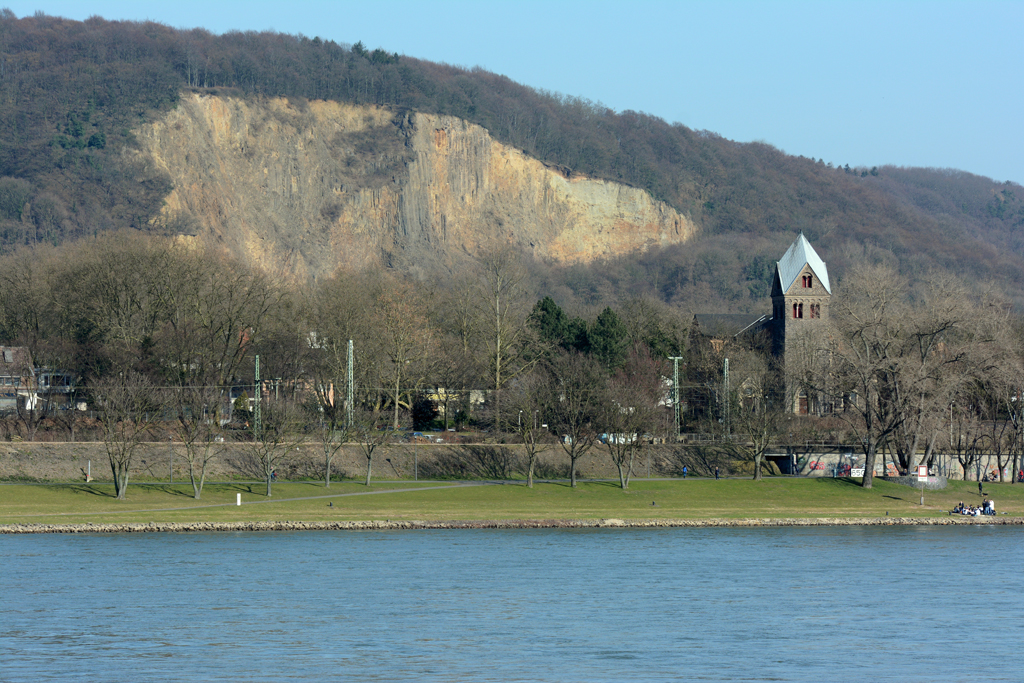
[{"x1": 5, "y1": 0, "x2": 1022, "y2": 184}]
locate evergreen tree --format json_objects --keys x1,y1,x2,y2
[
  {"x1": 589, "y1": 307, "x2": 628, "y2": 371},
  {"x1": 411, "y1": 394, "x2": 437, "y2": 430},
  {"x1": 530, "y1": 296, "x2": 568, "y2": 346},
  {"x1": 566, "y1": 317, "x2": 590, "y2": 354}
]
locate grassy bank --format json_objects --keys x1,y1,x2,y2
[{"x1": 2, "y1": 477, "x2": 1022, "y2": 526}]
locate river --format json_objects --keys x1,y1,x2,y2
[{"x1": 2, "y1": 526, "x2": 1020, "y2": 681}]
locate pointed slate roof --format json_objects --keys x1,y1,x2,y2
[{"x1": 776, "y1": 233, "x2": 830, "y2": 294}]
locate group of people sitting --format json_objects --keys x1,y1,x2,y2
[{"x1": 951, "y1": 499, "x2": 996, "y2": 516}]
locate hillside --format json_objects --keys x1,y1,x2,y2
[
  {"x1": 137, "y1": 94, "x2": 695, "y2": 280},
  {"x1": 0, "y1": 12, "x2": 1021, "y2": 309}
]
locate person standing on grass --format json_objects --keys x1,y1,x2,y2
[
  {"x1": 683, "y1": 466, "x2": 687, "y2": 479},
  {"x1": 715, "y1": 466, "x2": 720, "y2": 480},
  {"x1": 978, "y1": 480, "x2": 983, "y2": 496}
]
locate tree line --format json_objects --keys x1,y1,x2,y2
[
  {"x1": 0, "y1": 234, "x2": 689, "y2": 497},
  {"x1": 3, "y1": 232, "x2": 1024, "y2": 496}
]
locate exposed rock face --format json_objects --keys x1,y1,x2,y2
[{"x1": 137, "y1": 94, "x2": 697, "y2": 279}]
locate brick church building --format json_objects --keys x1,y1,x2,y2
[{"x1": 691, "y1": 233, "x2": 831, "y2": 414}]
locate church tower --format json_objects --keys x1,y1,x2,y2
[{"x1": 770, "y1": 234, "x2": 830, "y2": 412}]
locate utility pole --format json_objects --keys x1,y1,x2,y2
[
  {"x1": 347, "y1": 340, "x2": 354, "y2": 430},
  {"x1": 254, "y1": 354, "x2": 262, "y2": 438},
  {"x1": 669, "y1": 356, "x2": 683, "y2": 441},
  {"x1": 723, "y1": 357, "x2": 730, "y2": 439}
]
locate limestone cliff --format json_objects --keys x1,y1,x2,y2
[{"x1": 137, "y1": 94, "x2": 698, "y2": 279}]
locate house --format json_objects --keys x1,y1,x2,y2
[
  {"x1": 0, "y1": 346, "x2": 36, "y2": 411},
  {"x1": 36, "y1": 368, "x2": 77, "y2": 407}
]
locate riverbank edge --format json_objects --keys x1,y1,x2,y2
[{"x1": 3, "y1": 516, "x2": 1022, "y2": 534}]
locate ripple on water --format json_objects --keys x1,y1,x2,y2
[{"x1": 1, "y1": 526, "x2": 1022, "y2": 682}]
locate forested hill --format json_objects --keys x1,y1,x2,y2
[{"x1": 0, "y1": 11, "x2": 1022, "y2": 308}]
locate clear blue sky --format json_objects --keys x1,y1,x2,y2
[{"x1": 6, "y1": 0, "x2": 1022, "y2": 184}]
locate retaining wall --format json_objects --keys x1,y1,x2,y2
[{"x1": 0, "y1": 441, "x2": 673, "y2": 482}]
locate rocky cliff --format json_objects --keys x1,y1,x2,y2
[{"x1": 137, "y1": 94, "x2": 698, "y2": 279}]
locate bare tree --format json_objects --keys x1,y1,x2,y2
[
  {"x1": 93, "y1": 371, "x2": 162, "y2": 500},
  {"x1": 599, "y1": 347, "x2": 665, "y2": 489},
  {"x1": 157, "y1": 245, "x2": 281, "y2": 418},
  {"x1": 508, "y1": 370, "x2": 547, "y2": 487},
  {"x1": 971, "y1": 327, "x2": 1023, "y2": 483},
  {"x1": 949, "y1": 397, "x2": 985, "y2": 481},
  {"x1": 474, "y1": 246, "x2": 538, "y2": 434},
  {"x1": 428, "y1": 340, "x2": 477, "y2": 430},
  {"x1": 883, "y1": 273, "x2": 1000, "y2": 476},
  {"x1": 810, "y1": 265, "x2": 981, "y2": 488},
  {"x1": 352, "y1": 407, "x2": 391, "y2": 486},
  {"x1": 374, "y1": 279, "x2": 435, "y2": 430},
  {"x1": 235, "y1": 398, "x2": 303, "y2": 497},
  {"x1": 436, "y1": 270, "x2": 483, "y2": 359},
  {"x1": 305, "y1": 393, "x2": 348, "y2": 487},
  {"x1": 149, "y1": 248, "x2": 288, "y2": 497},
  {"x1": 0, "y1": 245, "x2": 76, "y2": 362},
  {"x1": 724, "y1": 350, "x2": 787, "y2": 480},
  {"x1": 54, "y1": 234, "x2": 175, "y2": 372},
  {"x1": 999, "y1": 357, "x2": 1024, "y2": 484},
  {"x1": 544, "y1": 350, "x2": 603, "y2": 487},
  {"x1": 172, "y1": 383, "x2": 222, "y2": 499},
  {"x1": 306, "y1": 269, "x2": 378, "y2": 428}
]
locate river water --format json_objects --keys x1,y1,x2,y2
[{"x1": 2, "y1": 526, "x2": 1020, "y2": 682}]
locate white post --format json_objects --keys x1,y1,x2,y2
[{"x1": 236, "y1": 493, "x2": 241, "y2": 506}]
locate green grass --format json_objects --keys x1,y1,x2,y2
[{"x1": 2, "y1": 476, "x2": 1022, "y2": 526}]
